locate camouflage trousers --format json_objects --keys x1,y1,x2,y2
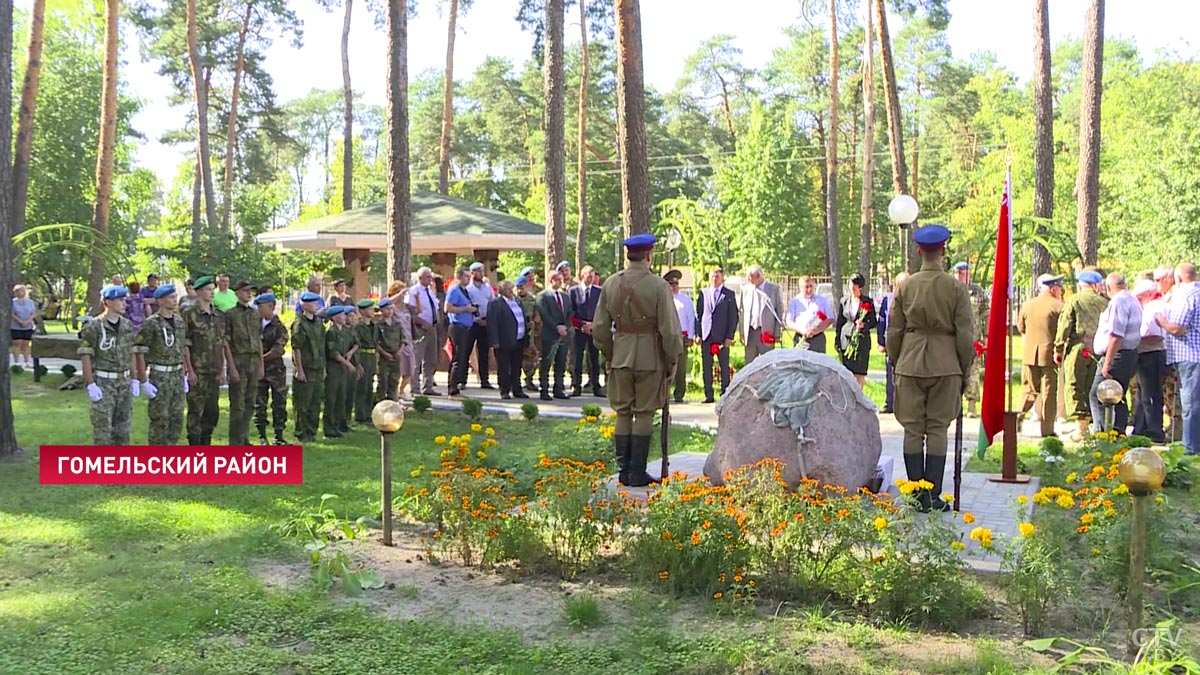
[
  {"x1": 1063, "y1": 344, "x2": 1097, "y2": 422},
  {"x1": 964, "y1": 357, "x2": 982, "y2": 403},
  {"x1": 186, "y1": 371, "x2": 221, "y2": 444},
  {"x1": 325, "y1": 363, "x2": 352, "y2": 435},
  {"x1": 292, "y1": 370, "x2": 324, "y2": 439},
  {"x1": 522, "y1": 338, "x2": 540, "y2": 387},
  {"x1": 256, "y1": 372, "x2": 288, "y2": 436},
  {"x1": 376, "y1": 354, "x2": 400, "y2": 402},
  {"x1": 354, "y1": 353, "x2": 377, "y2": 422},
  {"x1": 146, "y1": 367, "x2": 184, "y2": 445},
  {"x1": 228, "y1": 355, "x2": 260, "y2": 446},
  {"x1": 1165, "y1": 365, "x2": 1184, "y2": 442},
  {"x1": 90, "y1": 376, "x2": 132, "y2": 445}
]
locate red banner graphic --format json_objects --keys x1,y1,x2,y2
[{"x1": 39, "y1": 446, "x2": 304, "y2": 485}]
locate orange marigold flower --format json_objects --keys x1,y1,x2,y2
[{"x1": 658, "y1": 571, "x2": 669, "y2": 580}]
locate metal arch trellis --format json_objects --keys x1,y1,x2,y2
[{"x1": 13, "y1": 223, "x2": 134, "y2": 278}]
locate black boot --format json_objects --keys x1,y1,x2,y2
[
  {"x1": 925, "y1": 454, "x2": 951, "y2": 512},
  {"x1": 257, "y1": 427, "x2": 270, "y2": 446},
  {"x1": 274, "y1": 430, "x2": 288, "y2": 446},
  {"x1": 615, "y1": 435, "x2": 632, "y2": 486},
  {"x1": 625, "y1": 435, "x2": 661, "y2": 487},
  {"x1": 903, "y1": 453, "x2": 930, "y2": 513}
]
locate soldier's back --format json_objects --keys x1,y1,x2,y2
[
  {"x1": 891, "y1": 269, "x2": 973, "y2": 378},
  {"x1": 597, "y1": 267, "x2": 681, "y2": 371}
]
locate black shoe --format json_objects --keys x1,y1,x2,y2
[
  {"x1": 424, "y1": 389, "x2": 442, "y2": 397},
  {"x1": 325, "y1": 431, "x2": 343, "y2": 439},
  {"x1": 572, "y1": 388, "x2": 582, "y2": 398},
  {"x1": 448, "y1": 389, "x2": 461, "y2": 397},
  {"x1": 480, "y1": 383, "x2": 496, "y2": 390},
  {"x1": 258, "y1": 433, "x2": 270, "y2": 446},
  {"x1": 593, "y1": 387, "x2": 605, "y2": 397},
  {"x1": 673, "y1": 397, "x2": 684, "y2": 403},
  {"x1": 880, "y1": 407, "x2": 894, "y2": 414},
  {"x1": 274, "y1": 432, "x2": 288, "y2": 446},
  {"x1": 500, "y1": 393, "x2": 512, "y2": 400},
  {"x1": 702, "y1": 398, "x2": 715, "y2": 404},
  {"x1": 624, "y1": 435, "x2": 661, "y2": 487},
  {"x1": 553, "y1": 391, "x2": 570, "y2": 400},
  {"x1": 541, "y1": 393, "x2": 553, "y2": 401},
  {"x1": 513, "y1": 390, "x2": 530, "y2": 399},
  {"x1": 615, "y1": 435, "x2": 632, "y2": 486}
]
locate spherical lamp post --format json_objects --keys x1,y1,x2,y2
[
  {"x1": 372, "y1": 400, "x2": 405, "y2": 546},
  {"x1": 1118, "y1": 447, "x2": 1166, "y2": 655},
  {"x1": 888, "y1": 195, "x2": 919, "y2": 271},
  {"x1": 1097, "y1": 378, "x2": 1124, "y2": 435}
]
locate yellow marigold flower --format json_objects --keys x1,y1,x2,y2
[
  {"x1": 1155, "y1": 495, "x2": 1164, "y2": 504},
  {"x1": 1092, "y1": 547, "x2": 1101, "y2": 556},
  {"x1": 1017, "y1": 495, "x2": 1029, "y2": 505},
  {"x1": 897, "y1": 481, "x2": 917, "y2": 496},
  {"x1": 951, "y1": 541, "x2": 966, "y2": 551},
  {"x1": 941, "y1": 494, "x2": 955, "y2": 504},
  {"x1": 462, "y1": 434, "x2": 472, "y2": 442},
  {"x1": 485, "y1": 427, "x2": 495, "y2": 437},
  {"x1": 712, "y1": 592, "x2": 723, "y2": 599},
  {"x1": 1019, "y1": 522, "x2": 1036, "y2": 537},
  {"x1": 1079, "y1": 513, "x2": 1094, "y2": 524},
  {"x1": 586, "y1": 415, "x2": 598, "y2": 423},
  {"x1": 434, "y1": 435, "x2": 447, "y2": 444},
  {"x1": 1113, "y1": 484, "x2": 1129, "y2": 495},
  {"x1": 734, "y1": 593, "x2": 743, "y2": 600},
  {"x1": 658, "y1": 571, "x2": 669, "y2": 580},
  {"x1": 410, "y1": 467, "x2": 422, "y2": 478},
  {"x1": 916, "y1": 479, "x2": 934, "y2": 491},
  {"x1": 874, "y1": 516, "x2": 888, "y2": 531},
  {"x1": 471, "y1": 423, "x2": 482, "y2": 432},
  {"x1": 748, "y1": 579, "x2": 756, "y2": 587},
  {"x1": 1056, "y1": 495, "x2": 1075, "y2": 509},
  {"x1": 1065, "y1": 472, "x2": 1077, "y2": 483},
  {"x1": 1105, "y1": 507, "x2": 1116, "y2": 517},
  {"x1": 477, "y1": 451, "x2": 487, "y2": 460},
  {"x1": 962, "y1": 512, "x2": 976, "y2": 524},
  {"x1": 980, "y1": 534, "x2": 994, "y2": 549},
  {"x1": 969, "y1": 526, "x2": 989, "y2": 541}
]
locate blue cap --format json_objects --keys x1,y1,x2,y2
[
  {"x1": 300, "y1": 291, "x2": 321, "y2": 303},
  {"x1": 623, "y1": 233, "x2": 657, "y2": 251},
  {"x1": 515, "y1": 275, "x2": 529, "y2": 287},
  {"x1": 325, "y1": 305, "x2": 344, "y2": 317},
  {"x1": 379, "y1": 298, "x2": 393, "y2": 308},
  {"x1": 953, "y1": 262, "x2": 969, "y2": 271},
  {"x1": 469, "y1": 262, "x2": 484, "y2": 271},
  {"x1": 153, "y1": 284, "x2": 176, "y2": 299},
  {"x1": 101, "y1": 285, "x2": 128, "y2": 300},
  {"x1": 519, "y1": 266, "x2": 535, "y2": 278},
  {"x1": 913, "y1": 224, "x2": 951, "y2": 248},
  {"x1": 1077, "y1": 270, "x2": 1103, "y2": 285},
  {"x1": 254, "y1": 292, "x2": 277, "y2": 305},
  {"x1": 555, "y1": 260, "x2": 571, "y2": 271}
]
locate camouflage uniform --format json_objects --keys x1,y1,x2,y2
[
  {"x1": 1055, "y1": 288, "x2": 1108, "y2": 425},
  {"x1": 376, "y1": 316, "x2": 403, "y2": 401},
  {"x1": 518, "y1": 289, "x2": 541, "y2": 389},
  {"x1": 256, "y1": 314, "x2": 289, "y2": 442},
  {"x1": 962, "y1": 282, "x2": 988, "y2": 405},
  {"x1": 290, "y1": 314, "x2": 326, "y2": 441},
  {"x1": 183, "y1": 305, "x2": 228, "y2": 445},
  {"x1": 134, "y1": 313, "x2": 187, "y2": 445},
  {"x1": 79, "y1": 315, "x2": 136, "y2": 445},
  {"x1": 354, "y1": 317, "x2": 380, "y2": 422},
  {"x1": 226, "y1": 302, "x2": 261, "y2": 445},
  {"x1": 1165, "y1": 366, "x2": 1183, "y2": 442},
  {"x1": 324, "y1": 323, "x2": 357, "y2": 436}
]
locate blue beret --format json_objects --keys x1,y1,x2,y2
[
  {"x1": 101, "y1": 285, "x2": 128, "y2": 300},
  {"x1": 623, "y1": 233, "x2": 657, "y2": 251},
  {"x1": 153, "y1": 284, "x2": 176, "y2": 299},
  {"x1": 555, "y1": 260, "x2": 571, "y2": 271},
  {"x1": 913, "y1": 224, "x2": 951, "y2": 247},
  {"x1": 953, "y1": 262, "x2": 969, "y2": 271},
  {"x1": 1077, "y1": 270, "x2": 1103, "y2": 284},
  {"x1": 379, "y1": 298, "x2": 393, "y2": 308},
  {"x1": 300, "y1": 291, "x2": 321, "y2": 303},
  {"x1": 519, "y1": 266, "x2": 535, "y2": 278},
  {"x1": 515, "y1": 275, "x2": 529, "y2": 287},
  {"x1": 469, "y1": 262, "x2": 484, "y2": 271},
  {"x1": 325, "y1": 305, "x2": 344, "y2": 316},
  {"x1": 254, "y1": 292, "x2": 277, "y2": 305}
]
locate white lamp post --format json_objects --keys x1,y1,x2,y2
[{"x1": 887, "y1": 194, "x2": 919, "y2": 229}]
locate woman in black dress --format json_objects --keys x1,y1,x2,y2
[{"x1": 837, "y1": 274, "x2": 878, "y2": 387}]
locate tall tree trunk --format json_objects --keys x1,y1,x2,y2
[
  {"x1": 12, "y1": 0, "x2": 46, "y2": 235},
  {"x1": 437, "y1": 0, "x2": 458, "y2": 195},
  {"x1": 543, "y1": 0, "x2": 566, "y2": 271},
  {"x1": 911, "y1": 78, "x2": 919, "y2": 204},
  {"x1": 858, "y1": 0, "x2": 875, "y2": 279},
  {"x1": 86, "y1": 0, "x2": 119, "y2": 316},
  {"x1": 0, "y1": 0, "x2": 19, "y2": 455},
  {"x1": 575, "y1": 2, "x2": 589, "y2": 270},
  {"x1": 220, "y1": 1, "x2": 253, "y2": 233},
  {"x1": 1075, "y1": 0, "x2": 1103, "y2": 266},
  {"x1": 873, "y1": 0, "x2": 913, "y2": 272},
  {"x1": 814, "y1": 121, "x2": 830, "y2": 276},
  {"x1": 826, "y1": 0, "x2": 842, "y2": 304},
  {"x1": 386, "y1": 0, "x2": 412, "y2": 284},
  {"x1": 1032, "y1": 0, "x2": 1053, "y2": 277},
  {"x1": 191, "y1": 158, "x2": 202, "y2": 246},
  {"x1": 615, "y1": 0, "x2": 649, "y2": 238},
  {"x1": 341, "y1": 0, "x2": 354, "y2": 211},
  {"x1": 187, "y1": 0, "x2": 219, "y2": 235}
]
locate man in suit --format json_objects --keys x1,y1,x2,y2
[
  {"x1": 569, "y1": 264, "x2": 604, "y2": 397},
  {"x1": 876, "y1": 272, "x2": 908, "y2": 414},
  {"x1": 486, "y1": 280, "x2": 530, "y2": 400},
  {"x1": 738, "y1": 264, "x2": 785, "y2": 366},
  {"x1": 536, "y1": 270, "x2": 572, "y2": 400},
  {"x1": 696, "y1": 267, "x2": 738, "y2": 403},
  {"x1": 1019, "y1": 273, "x2": 1066, "y2": 437}
]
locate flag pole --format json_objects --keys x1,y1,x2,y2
[
  {"x1": 1005, "y1": 148, "x2": 1015, "y2": 416},
  {"x1": 991, "y1": 149, "x2": 1030, "y2": 484}
]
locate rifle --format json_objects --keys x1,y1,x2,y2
[
  {"x1": 660, "y1": 393, "x2": 670, "y2": 481},
  {"x1": 953, "y1": 400, "x2": 963, "y2": 512}
]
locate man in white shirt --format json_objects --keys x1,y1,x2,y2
[
  {"x1": 464, "y1": 261, "x2": 497, "y2": 389},
  {"x1": 785, "y1": 275, "x2": 835, "y2": 352},
  {"x1": 738, "y1": 264, "x2": 785, "y2": 366},
  {"x1": 665, "y1": 270, "x2": 696, "y2": 403},
  {"x1": 406, "y1": 267, "x2": 442, "y2": 395},
  {"x1": 1089, "y1": 272, "x2": 1142, "y2": 433},
  {"x1": 1132, "y1": 278, "x2": 1168, "y2": 441}
]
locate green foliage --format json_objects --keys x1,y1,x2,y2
[
  {"x1": 562, "y1": 592, "x2": 604, "y2": 628},
  {"x1": 999, "y1": 508, "x2": 1078, "y2": 637},
  {"x1": 411, "y1": 395, "x2": 432, "y2": 414},
  {"x1": 461, "y1": 398, "x2": 484, "y2": 421},
  {"x1": 271, "y1": 493, "x2": 382, "y2": 596},
  {"x1": 10, "y1": 365, "x2": 25, "y2": 376},
  {"x1": 580, "y1": 403, "x2": 603, "y2": 418},
  {"x1": 521, "y1": 402, "x2": 540, "y2": 421},
  {"x1": 60, "y1": 364, "x2": 76, "y2": 378}
]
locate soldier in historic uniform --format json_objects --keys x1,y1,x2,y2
[
  {"x1": 79, "y1": 285, "x2": 139, "y2": 445},
  {"x1": 376, "y1": 298, "x2": 403, "y2": 402},
  {"x1": 134, "y1": 284, "x2": 186, "y2": 445},
  {"x1": 324, "y1": 306, "x2": 359, "y2": 438},
  {"x1": 255, "y1": 293, "x2": 289, "y2": 446},
  {"x1": 182, "y1": 276, "x2": 232, "y2": 446},
  {"x1": 1018, "y1": 274, "x2": 1065, "y2": 438},
  {"x1": 1055, "y1": 269, "x2": 1109, "y2": 440},
  {"x1": 353, "y1": 299, "x2": 380, "y2": 422},
  {"x1": 226, "y1": 280, "x2": 264, "y2": 445},
  {"x1": 516, "y1": 271, "x2": 541, "y2": 392},
  {"x1": 953, "y1": 262, "x2": 989, "y2": 417},
  {"x1": 290, "y1": 291, "x2": 326, "y2": 442},
  {"x1": 593, "y1": 234, "x2": 684, "y2": 487},
  {"x1": 887, "y1": 225, "x2": 975, "y2": 512}
]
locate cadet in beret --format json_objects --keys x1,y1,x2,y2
[
  {"x1": 324, "y1": 306, "x2": 359, "y2": 438},
  {"x1": 255, "y1": 293, "x2": 290, "y2": 445},
  {"x1": 886, "y1": 225, "x2": 975, "y2": 512},
  {"x1": 353, "y1": 298, "x2": 380, "y2": 422},
  {"x1": 1055, "y1": 269, "x2": 1110, "y2": 440},
  {"x1": 291, "y1": 291, "x2": 326, "y2": 442},
  {"x1": 79, "y1": 285, "x2": 139, "y2": 445},
  {"x1": 182, "y1": 276, "x2": 232, "y2": 446},
  {"x1": 226, "y1": 280, "x2": 264, "y2": 445},
  {"x1": 134, "y1": 284, "x2": 187, "y2": 445},
  {"x1": 375, "y1": 298, "x2": 403, "y2": 402}
]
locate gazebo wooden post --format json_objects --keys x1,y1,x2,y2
[
  {"x1": 343, "y1": 248, "x2": 372, "y2": 301},
  {"x1": 430, "y1": 253, "x2": 456, "y2": 284},
  {"x1": 472, "y1": 249, "x2": 499, "y2": 282}
]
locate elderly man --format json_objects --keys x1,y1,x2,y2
[
  {"x1": 738, "y1": 264, "x2": 785, "y2": 366},
  {"x1": 1155, "y1": 266, "x2": 1184, "y2": 440},
  {"x1": 407, "y1": 267, "x2": 442, "y2": 396},
  {"x1": 1089, "y1": 273, "x2": 1142, "y2": 434},
  {"x1": 954, "y1": 262, "x2": 989, "y2": 417},
  {"x1": 1157, "y1": 263, "x2": 1200, "y2": 454},
  {"x1": 1056, "y1": 270, "x2": 1109, "y2": 440},
  {"x1": 444, "y1": 268, "x2": 477, "y2": 397},
  {"x1": 486, "y1": 281, "x2": 530, "y2": 400},
  {"x1": 464, "y1": 262, "x2": 497, "y2": 389},
  {"x1": 876, "y1": 272, "x2": 908, "y2": 414},
  {"x1": 1132, "y1": 278, "x2": 1168, "y2": 442},
  {"x1": 294, "y1": 277, "x2": 326, "y2": 317},
  {"x1": 1018, "y1": 274, "x2": 1065, "y2": 437},
  {"x1": 785, "y1": 275, "x2": 835, "y2": 352},
  {"x1": 666, "y1": 270, "x2": 697, "y2": 403},
  {"x1": 696, "y1": 268, "x2": 738, "y2": 404}
]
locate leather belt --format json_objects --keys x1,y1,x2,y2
[
  {"x1": 617, "y1": 324, "x2": 656, "y2": 335},
  {"x1": 360, "y1": 348, "x2": 376, "y2": 354},
  {"x1": 150, "y1": 364, "x2": 182, "y2": 373},
  {"x1": 905, "y1": 328, "x2": 954, "y2": 336},
  {"x1": 95, "y1": 370, "x2": 130, "y2": 380}
]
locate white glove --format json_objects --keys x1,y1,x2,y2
[
  {"x1": 183, "y1": 374, "x2": 190, "y2": 394},
  {"x1": 87, "y1": 383, "x2": 103, "y2": 402},
  {"x1": 131, "y1": 380, "x2": 141, "y2": 398},
  {"x1": 142, "y1": 381, "x2": 158, "y2": 399}
]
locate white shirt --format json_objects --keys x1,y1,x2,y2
[
  {"x1": 407, "y1": 283, "x2": 439, "y2": 325},
  {"x1": 1094, "y1": 289, "x2": 1143, "y2": 355},
  {"x1": 504, "y1": 296, "x2": 526, "y2": 340},
  {"x1": 466, "y1": 280, "x2": 495, "y2": 318},
  {"x1": 674, "y1": 292, "x2": 697, "y2": 338},
  {"x1": 1140, "y1": 298, "x2": 1169, "y2": 345},
  {"x1": 700, "y1": 286, "x2": 725, "y2": 341},
  {"x1": 786, "y1": 294, "x2": 834, "y2": 333}
]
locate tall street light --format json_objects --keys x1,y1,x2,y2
[
  {"x1": 888, "y1": 194, "x2": 919, "y2": 273},
  {"x1": 372, "y1": 399, "x2": 405, "y2": 546}
]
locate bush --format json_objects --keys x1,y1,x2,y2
[
  {"x1": 563, "y1": 592, "x2": 604, "y2": 628},
  {"x1": 525, "y1": 455, "x2": 621, "y2": 579},
  {"x1": 60, "y1": 364, "x2": 77, "y2": 378},
  {"x1": 34, "y1": 364, "x2": 48, "y2": 378},
  {"x1": 521, "y1": 402, "x2": 540, "y2": 421},
  {"x1": 461, "y1": 398, "x2": 483, "y2": 420},
  {"x1": 999, "y1": 508, "x2": 1078, "y2": 636},
  {"x1": 411, "y1": 395, "x2": 431, "y2": 413},
  {"x1": 580, "y1": 403, "x2": 603, "y2": 418},
  {"x1": 10, "y1": 365, "x2": 23, "y2": 375}
]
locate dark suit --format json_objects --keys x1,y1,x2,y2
[
  {"x1": 570, "y1": 284, "x2": 603, "y2": 395},
  {"x1": 695, "y1": 286, "x2": 738, "y2": 401},
  {"x1": 536, "y1": 288, "x2": 572, "y2": 396},
  {"x1": 878, "y1": 293, "x2": 895, "y2": 410},
  {"x1": 486, "y1": 296, "x2": 528, "y2": 397}
]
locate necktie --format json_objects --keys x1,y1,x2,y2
[
  {"x1": 556, "y1": 292, "x2": 563, "y2": 314},
  {"x1": 750, "y1": 289, "x2": 760, "y2": 330}
]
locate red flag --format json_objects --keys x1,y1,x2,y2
[{"x1": 978, "y1": 171, "x2": 1013, "y2": 456}]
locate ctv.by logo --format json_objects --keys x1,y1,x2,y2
[{"x1": 1131, "y1": 624, "x2": 1182, "y2": 649}]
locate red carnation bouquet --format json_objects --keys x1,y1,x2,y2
[
  {"x1": 710, "y1": 343, "x2": 721, "y2": 356},
  {"x1": 974, "y1": 341, "x2": 985, "y2": 357},
  {"x1": 761, "y1": 332, "x2": 776, "y2": 345},
  {"x1": 842, "y1": 301, "x2": 872, "y2": 362}
]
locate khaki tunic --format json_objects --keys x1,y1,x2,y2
[
  {"x1": 1018, "y1": 292, "x2": 1064, "y2": 436},
  {"x1": 1055, "y1": 288, "x2": 1109, "y2": 420}
]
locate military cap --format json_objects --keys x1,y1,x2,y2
[
  {"x1": 1037, "y1": 273, "x2": 1064, "y2": 287},
  {"x1": 356, "y1": 298, "x2": 376, "y2": 309},
  {"x1": 515, "y1": 275, "x2": 529, "y2": 287},
  {"x1": 519, "y1": 266, "x2": 535, "y2": 278},
  {"x1": 153, "y1": 283, "x2": 176, "y2": 299},
  {"x1": 234, "y1": 280, "x2": 253, "y2": 291},
  {"x1": 193, "y1": 275, "x2": 215, "y2": 290},
  {"x1": 378, "y1": 298, "x2": 393, "y2": 308},
  {"x1": 913, "y1": 224, "x2": 951, "y2": 248},
  {"x1": 100, "y1": 285, "x2": 128, "y2": 300},
  {"x1": 623, "y1": 233, "x2": 657, "y2": 252},
  {"x1": 953, "y1": 261, "x2": 969, "y2": 271},
  {"x1": 469, "y1": 262, "x2": 484, "y2": 271},
  {"x1": 254, "y1": 292, "x2": 277, "y2": 305},
  {"x1": 300, "y1": 291, "x2": 322, "y2": 303},
  {"x1": 1077, "y1": 270, "x2": 1103, "y2": 285},
  {"x1": 555, "y1": 260, "x2": 571, "y2": 271},
  {"x1": 663, "y1": 269, "x2": 683, "y2": 283},
  {"x1": 324, "y1": 305, "x2": 345, "y2": 316}
]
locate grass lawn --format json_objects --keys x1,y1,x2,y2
[{"x1": 0, "y1": 372, "x2": 1070, "y2": 674}]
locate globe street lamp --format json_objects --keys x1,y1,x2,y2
[
  {"x1": 1097, "y1": 378, "x2": 1124, "y2": 434},
  {"x1": 372, "y1": 399, "x2": 405, "y2": 546},
  {"x1": 888, "y1": 194, "x2": 919, "y2": 272},
  {"x1": 1117, "y1": 447, "x2": 1166, "y2": 655}
]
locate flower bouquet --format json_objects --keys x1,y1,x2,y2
[
  {"x1": 841, "y1": 302, "x2": 872, "y2": 362},
  {"x1": 795, "y1": 310, "x2": 828, "y2": 350}
]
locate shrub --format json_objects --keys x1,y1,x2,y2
[
  {"x1": 521, "y1": 402, "x2": 539, "y2": 421},
  {"x1": 60, "y1": 364, "x2": 77, "y2": 378},
  {"x1": 580, "y1": 403, "x2": 603, "y2": 418},
  {"x1": 34, "y1": 364, "x2": 48, "y2": 378},
  {"x1": 999, "y1": 507, "x2": 1078, "y2": 636},
  {"x1": 411, "y1": 395, "x2": 431, "y2": 413},
  {"x1": 524, "y1": 455, "x2": 622, "y2": 579},
  {"x1": 563, "y1": 592, "x2": 604, "y2": 628},
  {"x1": 461, "y1": 398, "x2": 483, "y2": 420},
  {"x1": 10, "y1": 365, "x2": 23, "y2": 375},
  {"x1": 424, "y1": 432, "x2": 516, "y2": 567}
]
